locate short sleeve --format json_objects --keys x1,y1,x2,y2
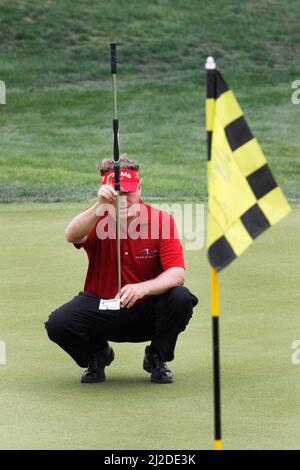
[
  {"x1": 73, "y1": 222, "x2": 97, "y2": 256},
  {"x1": 158, "y1": 212, "x2": 185, "y2": 270}
]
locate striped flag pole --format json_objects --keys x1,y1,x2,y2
[
  {"x1": 110, "y1": 43, "x2": 122, "y2": 298},
  {"x1": 206, "y1": 56, "x2": 223, "y2": 451},
  {"x1": 211, "y1": 267, "x2": 222, "y2": 450}
]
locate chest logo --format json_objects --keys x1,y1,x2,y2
[{"x1": 135, "y1": 248, "x2": 158, "y2": 259}]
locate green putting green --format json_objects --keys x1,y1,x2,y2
[
  {"x1": 0, "y1": 1, "x2": 299, "y2": 203},
  {"x1": 0, "y1": 202, "x2": 299, "y2": 449}
]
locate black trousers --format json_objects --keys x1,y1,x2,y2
[{"x1": 45, "y1": 286, "x2": 198, "y2": 367}]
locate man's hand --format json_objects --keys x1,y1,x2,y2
[
  {"x1": 119, "y1": 283, "x2": 149, "y2": 308},
  {"x1": 97, "y1": 173, "x2": 117, "y2": 205}
]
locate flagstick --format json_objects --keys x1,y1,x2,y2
[
  {"x1": 211, "y1": 267, "x2": 222, "y2": 450},
  {"x1": 111, "y1": 43, "x2": 121, "y2": 299},
  {"x1": 205, "y1": 55, "x2": 222, "y2": 450}
]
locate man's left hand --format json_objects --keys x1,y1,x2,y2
[{"x1": 119, "y1": 283, "x2": 149, "y2": 308}]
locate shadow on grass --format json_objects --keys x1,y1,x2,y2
[{"x1": 37, "y1": 374, "x2": 162, "y2": 390}]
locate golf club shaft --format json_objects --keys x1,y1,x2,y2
[{"x1": 110, "y1": 43, "x2": 121, "y2": 299}]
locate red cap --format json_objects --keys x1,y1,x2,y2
[{"x1": 102, "y1": 169, "x2": 139, "y2": 192}]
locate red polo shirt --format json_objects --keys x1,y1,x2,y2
[{"x1": 74, "y1": 200, "x2": 185, "y2": 300}]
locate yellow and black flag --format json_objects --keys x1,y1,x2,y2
[
  {"x1": 205, "y1": 57, "x2": 291, "y2": 449},
  {"x1": 206, "y1": 60, "x2": 291, "y2": 271}
]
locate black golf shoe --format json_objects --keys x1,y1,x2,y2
[
  {"x1": 143, "y1": 346, "x2": 174, "y2": 384},
  {"x1": 81, "y1": 345, "x2": 115, "y2": 383}
]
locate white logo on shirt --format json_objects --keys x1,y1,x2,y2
[{"x1": 135, "y1": 248, "x2": 158, "y2": 259}]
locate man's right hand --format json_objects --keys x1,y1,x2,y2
[{"x1": 97, "y1": 173, "x2": 117, "y2": 205}]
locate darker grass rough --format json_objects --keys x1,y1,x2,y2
[{"x1": 0, "y1": 0, "x2": 299, "y2": 202}]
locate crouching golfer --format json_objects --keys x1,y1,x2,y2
[{"x1": 45, "y1": 155, "x2": 198, "y2": 384}]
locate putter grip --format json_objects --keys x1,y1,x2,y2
[
  {"x1": 110, "y1": 43, "x2": 117, "y2": 74},
  {"x1": 113, "y1": 119, "x2": 120, "y2": 190}
]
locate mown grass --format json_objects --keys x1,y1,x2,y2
[
  {"x1": 0, "y1": 202, "x2": 299, "y2": 449},
  {"x1": 0, "y1": 0, "x2": 299, "y2": 202}
]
